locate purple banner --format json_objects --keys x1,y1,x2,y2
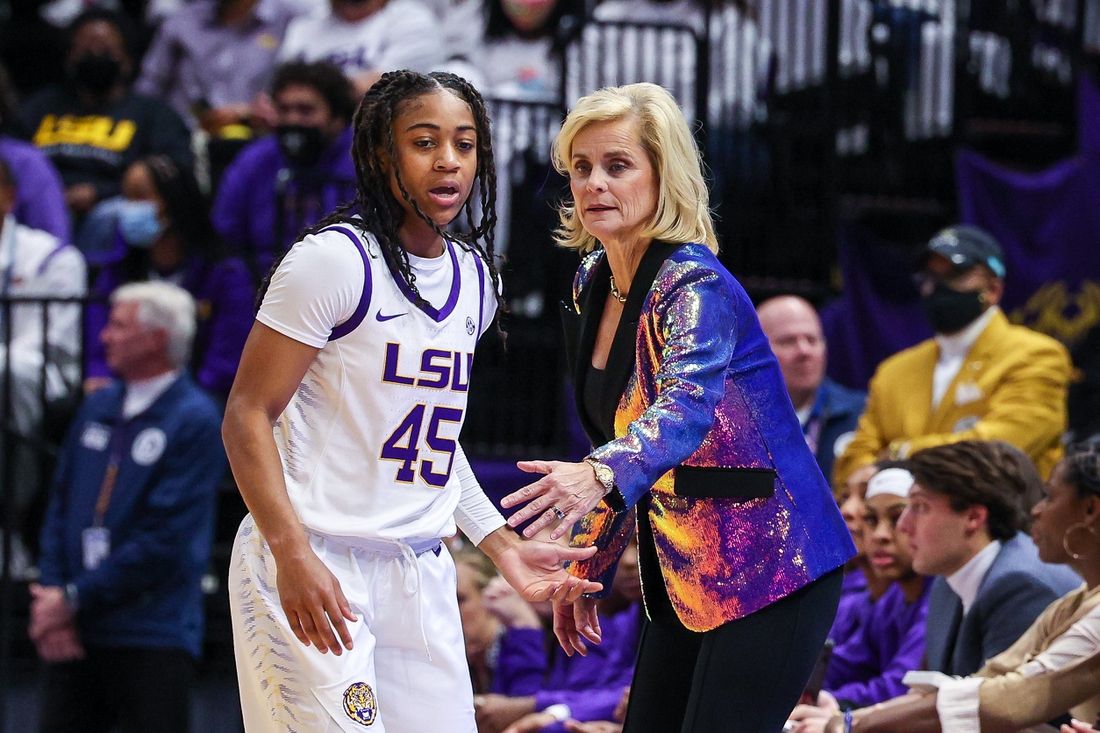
[{"x1": 823, "y1": 76, "x2": 1100, "y2": 391}]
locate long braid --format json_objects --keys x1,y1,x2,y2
[{"x1": 259, "y1": 70, "x2": 505, "y2": 326}]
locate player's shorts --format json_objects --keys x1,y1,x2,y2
[{"x1": 229, "y1": 514, "x2": 476, "y2": 733}]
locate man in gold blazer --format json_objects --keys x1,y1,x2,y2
[{"x1": 834, "y1": 225, "x2": 1072, "y2": 486}]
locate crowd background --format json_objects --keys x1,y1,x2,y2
[{"x1": 0, "y1": 0, "x2": 1099, "y2": 730}]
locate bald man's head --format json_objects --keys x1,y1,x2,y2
[{"x1": 757, "y1": 295, "x2": 827, "y2": 411}]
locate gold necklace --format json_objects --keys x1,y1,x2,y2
[{"x1": 610, "y1": 274, "x2": 628, "y2": 303}]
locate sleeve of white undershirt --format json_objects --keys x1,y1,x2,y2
[
  {"x1": 452, "y1": 444, "x2": 507, "y2": 545},
  {"x1": 936, "y1": 677, "x2": 985, "y2": 733}
]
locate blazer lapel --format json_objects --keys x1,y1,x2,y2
[
  {"x1": 927, "y1": 310, "x2": 1006, "y2": 430},
  {"x1": 564, "y1": 254, "x2": 613, "y2": 446}
]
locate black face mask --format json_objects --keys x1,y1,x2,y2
[
  {"x1": 71, "y1": 53, "x2": 123, "y2": 94},
  {"x1": 276, "y1": 125, "x2": 326, "y2": 168},
  {"x1": 921, "y1": 283, "x2": 986, "y2": 334}
]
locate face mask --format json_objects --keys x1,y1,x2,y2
[
  {"x1": 71, "y1": 53, "x2": 123, "y2": 94},
  {"x1": 920, "y1": 282, "x2": 986, "y2": 334},
  {"x1": 276, "y1": 125, "x2": 326, "y2": 168},
  {"x1": 117, "y1": 200, "x2": 164, "y2": 248}
]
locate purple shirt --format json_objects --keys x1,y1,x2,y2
[
  {"x1": 0, "y1": 136, "x2": 72, "y2": 243},
  {"x1": 86, "y1": 254, "x2": 255, "y2": 399},
  {"x1": 211, "y1": 127, "x2": 356, "y2": 279},
  {"x1": 824, "y1": 578, "x2": 933, "y2": 707},
  {"x1": 830, "y1": 568, "x2": 873, "y2": 648},
  {"x1": 136, "y1": 0, "x2": 304, "y2": 128},
  {"x1": 492, "y1": 603, "x2": 642, "y2": 727}
]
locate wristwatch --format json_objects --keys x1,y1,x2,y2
[
  {"x1": 64, "y1": 583, "x2": 79, "y2": 612},
  {"x1": 584, "y1": 457, "x2": 627, "y2": 512}
]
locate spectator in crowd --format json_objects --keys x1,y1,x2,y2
[
  {"x1": 0, "y1": 63, "x2": 72, "y2": 243},
  {"x1": 834, "y1": 225, "x2": 1072, "y2": 486},
  {"x1": 457, "y1": 0, "x2": 582, "y2": 101},
  {"x1": 830, "y1": 464, "x2": 894, "y2": 648},
  {"x1": 0, "y1": 156, "x2": 86, "y2": 575},
  {"x1": 13, "y1": 9, "x2": 193, "y2": 225},
  {"x1": 903, "y1": 440, "x2": 1081, "y2": 677},
  {"x1": 822, "y1": 467, "x2": 933, "y2": 707},
  {"x1": 758, "y1": 295, "x2": 867, "y2": 483},
  {"x1": 277, "y1": 0, "x2": 446, "y2": 95},
  {"x1": 475, "y1": 536, "x2": 642, "y2": 733},
  {"x1": 85, "y1": 156, "x2": 254, "y2": 401},
  {"x1": 789, "y1": 442, "x2": 1100, "y2": 733},
  {"x1": 456, "y1": 544, "x2": 549, "y2": 696},
  {"x1": 30, "y1": 281, "x2": 225, "y2": 733},
  {"x1": 135, "y1": 0, "x2": 310, "y2": 133},
  {"x1": 212, "y1": 61, "x2": 355, "y2": 280}
]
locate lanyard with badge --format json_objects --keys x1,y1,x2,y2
[{"x1": 82, "y1": 417, "x2": 127, "y2": 571}]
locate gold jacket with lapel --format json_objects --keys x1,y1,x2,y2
[{"x1": 834, "y1": 309, "x2": 1071, "y2": 484}]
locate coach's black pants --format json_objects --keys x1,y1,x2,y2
[
  {"x1": 623, "y1": 513, "x2": 844, "y2": 733},
  {"x1": 39, "y1": 645, "x2": 195, "y2": 733}
]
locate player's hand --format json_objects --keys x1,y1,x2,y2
[
  {"x1": 489, "y1": 533, "x2": 602, "y2": 603},
  {"x1": 553, "y1": 596, "x2": 601, "y2": 657},
  {"x1": 502, "y1": 461, "x2": 609, "y2": 540},
  {"x1": 273, "y1": 547, "x2": 357, "y2": 655}
]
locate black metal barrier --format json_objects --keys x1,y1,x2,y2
[{"x1": 0, "y1": 295, "x2": 87, "y2": 728}]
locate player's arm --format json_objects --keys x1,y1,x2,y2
[
  {"x1": 452, "y1": 446, "x2": 603, "y2": 606},
  {"x1": 223, "y1": 322, "x2": 356, "y2": 655}
]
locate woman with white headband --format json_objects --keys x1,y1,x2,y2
[{"x1": 820, "y1": 466, "x2": 934, "y2": 708}]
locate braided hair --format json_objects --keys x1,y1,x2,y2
[
  {"x1": 267, "y1": 69, "x2": 503, "y2": 319},
  {"x1": 1063, "y1": 442, "x2": 1100, "y2": 500}
]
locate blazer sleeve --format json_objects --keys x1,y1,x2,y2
[
  {"x1": 895, "y1": 339, "x2": 1070, "y2": 458},
  {"x1": 975, "y1": 649, "x2": 1100, "y2": 732},
  {"x1": 587, "y1": 260, "x2": 738, "y2": 507}
]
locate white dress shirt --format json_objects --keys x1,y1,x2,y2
[
  {"x1": 123, "y1": 370, "x2": 181, "y2": 420},
  {"x1": 931, "y1": 306, "x2": 999, "y2": 409},
  {"x1": 946, "y1": 539, "x2": 1003, "y2": 615}
]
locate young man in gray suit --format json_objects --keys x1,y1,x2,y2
[{"x1": 898, "y1": 440, "x2": 1081, "y2": 676}]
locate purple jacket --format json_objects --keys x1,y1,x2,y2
[
  {"x1": 86, "y1": 254, "x2": 255, "y2": 399},
  {"x1": 824, "y1": 577, "x2": 933, "y2": 707},
  {"x1": 493, "y1": 603, "x2": 642, "y2": 728},
  {"x1": 0, "y1": 136, "x2": 72, "y2": 243},
  {"x1": 211, "y1": 128, "x2": 355, "y2": 279}
]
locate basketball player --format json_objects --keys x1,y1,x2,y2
[{"x1": 222, "y1": 71, "x2": 602, "y2": 733}]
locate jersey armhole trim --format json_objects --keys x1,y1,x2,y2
[
  {"x1": 474, "y1": 251, "x2": 486, "y2": 337},
  {"x1": 324, "y1": 225, "x2": 373, "y2": 342}
]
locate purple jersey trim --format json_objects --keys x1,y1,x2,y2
[
  {"x1": 386, "y1": 240, "x2": 461, "y2": 322},
  {"x1": 36, "y1": 242, "x2": 74, "y2": 277},
  {"x1": 324, "y1": 225, "x2": 373, "y2": 342},
  {"x1": 473, "y1": 251, "x2": 486, "y2": 337}
]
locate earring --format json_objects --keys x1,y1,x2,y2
[{"x1": 1062, "y1": 523, "x2": 1100, "y2": 561}]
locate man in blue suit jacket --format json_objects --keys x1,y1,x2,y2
[
  {"x1": 757, "y1": 295, "x2": 866, "y2": 484},
  {"x1": 899, "y1": 441, "x2": 1081, "y2": 676}
]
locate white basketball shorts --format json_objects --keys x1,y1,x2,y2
[{"x1": 229, "y1": 514, "x2": 477, "y2": 733}]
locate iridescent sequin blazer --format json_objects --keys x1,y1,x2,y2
[{"x1": 564, "y1": 242, "x2": 855, "y2": 632}]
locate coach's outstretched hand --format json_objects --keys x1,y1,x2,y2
[{"x1": 481, "y1": 527, "x2": 603, "y2": 606}]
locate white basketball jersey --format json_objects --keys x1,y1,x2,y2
[{"x1": 258, "y1": 224, "x2": 496, "y2": 541}]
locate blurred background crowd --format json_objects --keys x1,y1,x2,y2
[{"x1": 0, "y1": 0, "x2": 1099, "y2": 730}]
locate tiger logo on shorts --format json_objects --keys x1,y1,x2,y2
[{"x1": 343, "y1": 682, "x2": 377, "y2": 726}]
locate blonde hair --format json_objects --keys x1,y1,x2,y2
[{"x1": 551, "y1": 83, "x2": 718, "y2": 254}]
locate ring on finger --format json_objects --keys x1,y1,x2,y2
[{"x1": 550, "y1": 505, "x2": 566, "y2": 520}]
